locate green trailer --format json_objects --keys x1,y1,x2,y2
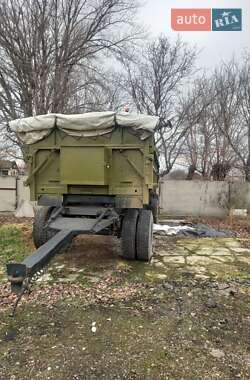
[{"x1": 7, "y1": 111, "x2": 159, "y2": 294}]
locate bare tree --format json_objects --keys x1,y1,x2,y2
[
  {"x1": 182, "y1": 65, "x2": 240, "y2": 181},
  {"x1": 199, "y1": 55, "x2": 250, "y2": 181},
  {"x1": 210, "y1": 60, "x2": 240, "y2": 180},
  {"x1": 68, "y1": 67, "x2": 126, "y2": 112},
  {"x1": 234, "y1": 54, "x2": 250, "y2": 180},
  {"x1": 0, "y1": 0, "x2": 142, "y2": 156},
  {"x1": 119, "y1": 36, "x2": 198, "y2": 174},
  {"x1": 179, "y1": 76, "x2": 214, "y2": 179}
]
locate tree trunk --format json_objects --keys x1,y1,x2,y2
[
  {"x1": 211, "y1": 163, "x2": 230, "y2": 181},
  {"x1": 244, "y1": 155, "x2": 250, "y2": 181},
  {"x1": 186, "y1": 165, "x2": 196, "y2": 180}
]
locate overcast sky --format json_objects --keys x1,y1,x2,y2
[{"x1": 138, "y1": 0, "x2": 250, "y2": 70}]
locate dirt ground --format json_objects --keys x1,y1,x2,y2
[{"x1": 0, "y1": 217, "x2": 250, "y2": 380}]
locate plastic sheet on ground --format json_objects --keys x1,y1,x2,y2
[{"x1": 153, "y1": 223, "x2": 234, "y2": 238}]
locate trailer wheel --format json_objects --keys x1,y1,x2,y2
[
  {"x1": 33, "y1": 206, "x2": 57, "y2": 248},
  {"x1": 148, "y1": 193, "x2": 159, "y2": 223},
  {"x1": 121, "y1": 209, "x2": 138, "y2": 260},
  {"x1": 136, "y1": 209, "x2": 153, "y2": 262}
]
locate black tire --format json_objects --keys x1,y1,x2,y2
[
  {"x1": 148, "y1": 193, "x2": 159, "y2": 224},
  {"x1": 121, "y1": 209, "x2": 139, "y2": 260},
  {"x1": 136, "y1": 209, "x2": 153, "y2": 262},
  {"x1": 33, "y1": 206, "x2": 57, "y2": 248}
]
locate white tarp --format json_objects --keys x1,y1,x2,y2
[
  {"x1": 153, "y1": 224, "x2": 195, "y2": 236},
  {"x1": 9, "y1": 111, "x2": 159, "y2": 144}
]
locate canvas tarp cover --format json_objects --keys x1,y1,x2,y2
[{"x1": 9, "y1": 112, "x2": 159, "y2": 144}]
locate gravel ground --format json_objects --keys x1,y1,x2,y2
[{"x1": 0, "y1": 217, "x2": 249, "y2": 380}]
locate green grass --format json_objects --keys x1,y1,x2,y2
[{"x1": 0, "y1": 225, "x2": 28, "y2": 265}]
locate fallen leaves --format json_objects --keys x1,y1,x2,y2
[
  {"x1": 193, "y1": 217, "x2": 250, "y2": 239},
  {"x1": 0, "y1": 275, "x2": 145, "y2": 312}
]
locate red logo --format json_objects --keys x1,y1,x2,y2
[{"x1": 171, "y1": 9, "x2": 211, "y2": 31}]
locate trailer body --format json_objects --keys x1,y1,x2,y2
[
  {"x1": 7, "y1": 112, "x2": 159, "y2": 295},
  {"x1": 25, "y1": 126, "x2": 158, "y2": 209}
]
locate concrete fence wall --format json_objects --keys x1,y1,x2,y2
[
  {"x1": 160, "y1": 180, "x2": 250, "y2": 217},
  {"x1": 16, "y1": 176, "x2": 30, "y2": 206},
  {"x1": 0, "y1": 176, "x2": 17, "y2": 212},
  {"x1": 1, "y1": 177, "x2": 250, "y2": 218},
  {"x1": 0, "y1": 176, "x2": 30, "y2": 213}
]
